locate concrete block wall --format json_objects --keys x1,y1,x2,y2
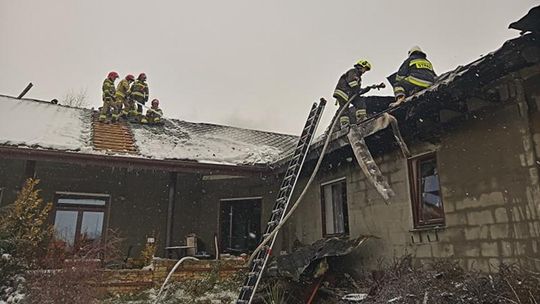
[{"x1": 282, "y1": 77, "x2": 540, "y2": 273}]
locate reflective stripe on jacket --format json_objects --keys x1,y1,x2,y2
[
  {"x1": 115, "y1": 79, "x2": 131, "y2": 99},
  {"x1": 333, "y1": 67, "x2": 362, "y2": 102},
  {"x1": 131, "y1": 80, "x2": 149, "y2": 102},
  {"x1": 396, "y1": 52, "x2": 436, "y2": 88},
  {"x1": 102, "y1": 78, "x2": 116, "y2": 99}
]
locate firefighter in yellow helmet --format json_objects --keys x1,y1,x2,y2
[
  {"x1": 390, "y1": 46, "x2": 436, "y2": 107},
  {"x1": 99, "y1": 71, "x2": 119, "y2": 122},
  {"x1": 141, "y1": 99, "x2": 163, "y2": 124},
  {"x1": 333, "y1": 59, "x2": 374, "y2": 128},
  {"x1": 117, "y1": 74, "x2": 135, "y2": 117}
]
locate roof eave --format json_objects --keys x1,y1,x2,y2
[{"x1": 0, "y1": 145, "x2": 271, "y2": 176}]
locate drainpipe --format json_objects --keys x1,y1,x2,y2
[{"x1": 165, "y1": 172, "x2": 177, "y2": 250}]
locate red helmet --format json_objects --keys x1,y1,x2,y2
[
  {"x1": 151, "y1": 99, "x2": 159, "y2": 106},
  {"x1": 126, "y1": 74, "x2": 135, "y2": 81},
  {"x1": 108, "y1": 71, "x2": 119, "y2": 79},
  {"x1": 138, "y1": 73, "x2": 147, "y2": 81}
]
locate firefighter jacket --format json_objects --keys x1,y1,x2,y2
[
  {"x1": 147, "y1": 107, "x2": 163, "y2": 119},
  {"x1": 115, "y1": 79, "x2": 132, "y2": 100},
  {"x1": 333, "y1": 67, "x2": 363, "y2": 103},
  {"x1": 131, "y1": 80, "x2": 149, "y2": 103},
  {"x1": 395, "y1": 52, "x2": 436, "y2": 88},
  {"x1": 102, "y1": 78, "x2": 116, "y2": 100}
]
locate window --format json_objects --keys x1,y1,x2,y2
[
  {"x1": 321, "y1": 179, "x2": 349, "y2": 237},
  {"x1": 219, "y1": 198, "x2": 261, "y2": 254},
  {"x1": 408, "y1": 153, "x2": 445, "y2": 228},
  {"x1": 52, "y1": 193, "x2": 109, "y2": 252}
]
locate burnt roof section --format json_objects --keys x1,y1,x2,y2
[
  {"x1": 509, "y1": 5, "x2": 540, "y2": 34},
  {"x1": 305, "y1": 32, "x2": 540, "y2": 162}
]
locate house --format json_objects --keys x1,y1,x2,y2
[
  {"x1": 0, "y1": 94, "x2": 298, "y2": 258},
  {"x1": 1, "y1": 6, "x2": 538, "y2": 274},
  {"x1": 279, "y1": 8, "x2": 540, "y2": 272}
]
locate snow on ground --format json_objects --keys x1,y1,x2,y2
[
  {"x1": 131, "y1": 121, "x2": 288, "y2": 165},
  {"x1": 0, "y1": 96, "x2": 91, "y2": 151}
]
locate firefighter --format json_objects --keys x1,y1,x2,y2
[
  {"x1": 131, "y1": 73, "x2": 149, "y2": 116},
  {"x1": 390, "y1": 46, "x2": 436, "y2": 107},
  {"x1": 141, "y1": 99, "x2": 163, "y2": 124},
  {"x1": 99, "y1": 71, "x2": 119, "y2": 122},
  {"x1": 116, "y1": 74, "x2": 135, "y2": 117},
  {"x1": 333, "y1": 59, "x2": 373, "y2": 128}
]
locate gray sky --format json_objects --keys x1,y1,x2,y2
[{"x1": 0, "y1": 0, "x2": 537, "y2": 135}]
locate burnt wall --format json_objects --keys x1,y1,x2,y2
[{"x1": 282, "y1": 75, "x2": 540, "y2": 273}]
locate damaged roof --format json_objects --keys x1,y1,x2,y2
[
  {"x1": 307, "y1": 31, "x2": 540, "y2": 161},
  {"x1": 509, "y1": 5, "x2": 540, "y2": 34},
  {"x1": 0, "y1": 95, "x2": 298, "y2": 170}
]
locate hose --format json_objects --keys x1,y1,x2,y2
[{"x1": 248, "y1": 97, "x2": 352, "y2": 265}]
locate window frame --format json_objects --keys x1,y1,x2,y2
[
  {"x1": 408, "y1": 152, "x2": 445, "y2": 229},
  {"x1": 217, "y1": 197, "x2": 262, "y2": 254},
  {"x1": 320, "y1": 178, "x2": 350, "y2": 238},
  {"x1": 52, "y1": 192, "x2": 110, "y2": 250}
]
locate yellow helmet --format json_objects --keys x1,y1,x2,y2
[{"x1": 355, "y1": 59, "x2": 371, "y2": 71}]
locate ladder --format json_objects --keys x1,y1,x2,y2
[{"x1": 235, "y1": 100, "x2": 326, "y2": 304}]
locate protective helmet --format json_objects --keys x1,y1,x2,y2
[
  {"x1": 355, "y1": 59, "x2": 371, "y2": 71},
  {"x1": 408, "y1": 46, "x2": 423, "y2": 56},
  {"x1": 138, "y1": 73, "x2": 147, "y2": 81},
  {"x1": 151, "y1": 99, "x2": 159, "y2": 106},
  {"x1": 126, "y1": 74, "x2": 135, "y2": 81},
  {"x1": 108, "y1": 71, "x2": 119, "y2": 79}
]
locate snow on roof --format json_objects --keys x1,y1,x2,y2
[
  {"x1": 0, "y1": 94, "x2": 298, "y2": 166},
  {"x1": 130, "y1": 119, "x2": 298, "y2": 165},
  {"x1": 0, "y1": 95, "x2": 91, "y2": 151}
]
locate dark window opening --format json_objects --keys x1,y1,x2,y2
[
  {"x1": 52, "y1": 194, "x2": 108, "y2": 253},
  {"x1": 408, "y1": 153, "x2": 445, "y2": 228},
  {"x1": 321, "y1": 179, "x2": 349, "y2": 237},
  {"x1": 219, "y1": 198, "x2": 261, "y2": 254}
]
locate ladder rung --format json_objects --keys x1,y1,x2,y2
[
  {"x1": 272, "y1": 208, "x2": 284, "y2": 215},
  {"x1": 267, "y1": 220, "x2": 278, "y2": 227},
  {"x1": 252, "y1": 258, "x2": 264, "y2": 265},
  {"x1": 236, "y1": 300, "x2": 249, "y2": 304},
  {"x1": 241, "y1": 286, "x2": 254, "y2": 292},
  {"x1": 248, "y1": 271, "x2": 259, "y2": 277}
]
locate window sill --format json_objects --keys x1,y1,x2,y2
[{"x1": 409, "y1": 225, "x2": 446, "y2": 233}]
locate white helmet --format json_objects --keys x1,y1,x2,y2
[{"x1": 408, "y1": 45, "x2": 423, "y2": 56}]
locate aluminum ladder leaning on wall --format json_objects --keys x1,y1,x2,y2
[{"x1": 235, "y1": 100, "x2": 326, "y2": 304}]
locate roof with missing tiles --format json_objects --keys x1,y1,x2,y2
[{"x1": 0, "y1": 95, "x2": 298, "y2": 168}]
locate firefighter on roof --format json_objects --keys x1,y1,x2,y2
[
  {"x1": 141, "y1": 99, "x2": 163, "y2": 124},
  {"x1": 99, "y1": 71, "x2": 119, "y2": 122},
  {"x1": 116, "y1": 74, "x2": 135, "y2": 117},
  {"x1": 390, "y1": 46, "x2": 436, "y2": 107},
  {"x1": 333, "y1": 59, "x2": 373, "y2": 128},
  {"x1": 131, "y1": 73, "x2": 149, "y2": 116}
]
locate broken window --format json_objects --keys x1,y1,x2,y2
[
  {"x1": 408, "y1": 153, "x2": 445, "y2": 228},
  {"x1": 219, "y1": 198, "x2": 261, "y2": 254},
  {"x1": 321, "y1": 179, "x2": 349, "y2": 237},
  {"x1": 52, "y1": 193, "x2": 108, "y2": 252}
]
